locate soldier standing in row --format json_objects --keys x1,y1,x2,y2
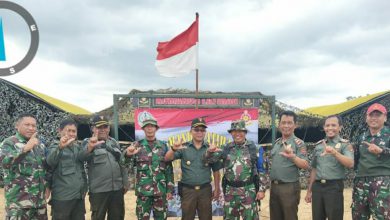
[
  {"x1": 352, "y1": 103, "x2": 390, "y2": 220},
  {"x1": 305, "y1": 115, "x2": 354, "y2": 220},
  {"x1": 0, "y1": 113, "x2": 49, "y2": 220},
  {"x1": 165, "y1": 118, "x2": 222, "y2": 220},
  {"x1": 121, "y1": 118, "x2": 174, "y2": 220},
  {"x1": 269, "y1": 110, "x2": 309, "y2": 220},
  {"x1": 46, "y1": 118, "x2": 88, "y2": 220},
  {"x1": 79, "y1": 115, "x2": 128, "y2": 220},
  {"x1": 205, "y1": 120, "x2": 267, "y2": 220}
]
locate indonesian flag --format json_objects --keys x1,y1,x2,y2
[{"x1": 155, "y1": 15, "x2": 199, "y2": 77}]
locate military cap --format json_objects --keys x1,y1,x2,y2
[
  {"x1": 91, "y1": 115, "x2": 109, "y2": 127},
  {"x1": 367, "y1": 103, "x2": 387, "y2": 115},
  {"x1": 142, "y1": 118, "x2": 159, "y2": 128},
  {"x1": 228, "y1": 120, "x2": 248, "y2": 133},
  {"x1": 191, "y1": 118, "x2": 207, "y2": 128}
]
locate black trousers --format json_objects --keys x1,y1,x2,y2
[
  {"x1": 312, "y1": 180, "x2": 344, "y2": 220},
  {"x1": 89, "y1": 189, "x2": 124, "y2": 220},
  {"x1": 51, "y1": 199, "x2": 85, "y2": 220}
]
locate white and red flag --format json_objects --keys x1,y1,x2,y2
[{"x1": 155, "y1": 14, "x2": 199, "y2": 77}]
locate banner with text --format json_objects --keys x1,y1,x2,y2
[{"x1": 135, "y1": 108, "x2": 258, "y2": 145}]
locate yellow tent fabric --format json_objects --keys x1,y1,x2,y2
[
  {"x1": 305, "y1": 91, "x2": 389, "y2": 116},
  {"x1": 21, "y1": 86, "x2": 91, "y2": 115}
]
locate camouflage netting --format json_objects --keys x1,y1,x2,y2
[{"x1": 0, "y1": 79, "x2": 71, "y2": 187}]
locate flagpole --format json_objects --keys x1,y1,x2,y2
[
  {"x1": 195, "y1": 12, "x2": 199, "y2": 109},
  {"x1": 196, "y1": 68, "x2": 199, "y2": 109}
]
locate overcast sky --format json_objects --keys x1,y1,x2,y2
[{"x1": 1, "y1": 0, "x2": 389, "y2": 112}]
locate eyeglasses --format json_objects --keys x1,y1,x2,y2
[{"x1": 193, "y1": 128, "x2": 206, "y2": 133}]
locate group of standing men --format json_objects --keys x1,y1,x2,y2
[
  {"x1": 0, "y1": 102, "x2": 389, "y2": 220},
  {"x1": 1, "y1": 114, "x2": 128, "y2": 220}
]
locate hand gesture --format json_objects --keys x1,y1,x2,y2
[
  {"x1": 59, "y1": 135, "x2": 76, "y2": 149},
  {"x1": 24, "y1": 132, "x2": 39, "y2": 153},
  {"x1": 88, "y1": 132, "x2": 104, "y2": 151},
  {"x1": 279, "y1": 142, "x2": 295, "y2": 158},
  {"x1": 208, "y1": 141, "x2": 222, "y2": 153},
  {"x1": 363, "y1": 141, "x2": 383, "y2": 155},
  {"x1": 126, "y1": 142, "x2": 140, "y2": 156},
  {"x1": 320, "y1": 140, "x2": 335, "y2": 156},
  {"x1": 172, "y1": 137, "x2": 187, "y2": 151},
  {"x1": 305, "y1": 191, "x2": 312, "y2": 203}
]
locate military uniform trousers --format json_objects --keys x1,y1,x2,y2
[
  {"x1": 270, "y1": 181, "x2": 300, "y2": 220},
  {"x1": 5, "y1": 208, "x2": 47, "y2": 220},
  {"x1": 181, "y1": 183, "x2": 212, "y2": 220},
  {"x1": 89, "y1": 189, "x2": 124, "y2": 220},
  {"x1": 352, "y1": 176, "x2": 390, "y2": 220},
  {"x1": 311, "y1": 180, "x2": 344, "y2": 220},
  {"x1": 223, "y1": 185, "x2": 259, "y2": 220},
  {"x1": 136, "y1": 195, "x2": 167, "y2": 220},
  {"x1": 50, "y1": 199, "x2": 85, "y2": 220}
]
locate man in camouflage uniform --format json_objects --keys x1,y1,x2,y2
[
  {"x1": 352, "y1": 103, "x2": 390, "y2": 220},
  {"x1": 0, "y1": 113, "x2": 48, "y2": 220},
  {"x1": 269, "y1": 110, "x2": 309, "y2": 220},
  {"x1": 205, "y1": 120, "x2": 268, "y2": 220},
  {"x1": 121, "y1": 118, "x2": 174, "y2": 220},
  {"x1": 305, "y1": 115, "x2": 354, "y2": 220},
  {"x1": 79, "y1": 115, "x2": 128, "y2": 220},
  {"x1": 46, "y1": 118, "x2": 87, "y2": 220}
]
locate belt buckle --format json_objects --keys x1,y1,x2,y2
[
  {"x1": 320, "y1": 179, "x2": 326, "y2": 184},
  {"x1": 274, "y1": 180, "x2": 279, "y2": 184},
  {"x1": 195, "y1": 186, "x2": 200, "y2": 190}
]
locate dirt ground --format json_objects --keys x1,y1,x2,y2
[{"x1": 0, "y1": 188, "x2": 353, "y2": 219}]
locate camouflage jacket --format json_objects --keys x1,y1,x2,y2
[
  {"x1": 121, "y1": 139, "x2": 174, "y2": 197},
  {"x1": 205, "y1": 140, "x2": 269, "y2": 193},
  {"x1": 0, "y1": 133, "x2": 47, "y2": 210}
]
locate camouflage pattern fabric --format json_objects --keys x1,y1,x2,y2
[
  {"x1": 0, "y1": 133, "x2": 48, "y2": 218},
  {"x1": 206, "y1": 140, "x2": 264, "y2": 220},
  {"x1": 352, "y1": 176, "x2": 390, "y2": 220},
  {"x1": 121, "y1": 139, "x2": 174, "y2": 219},
  {"x1": 136, "y1": 195, "x2": 167, "y2": 220},
  {"x1": 5, "y1": 208, "x2": 47, "y2": 220}
]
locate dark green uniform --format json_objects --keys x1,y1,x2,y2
[
  {"x1": 269, "y1": 135, "x2": 307, "y2": 220},
  {"x1": 0, "y1": 132, "x2": 48, "y2": 219},
  {"x1": 121, "y1": 139, "x2": 174, "y2": 220},
  {"x1": 352, "y1": 126, "x2": 390, "y2": 220},
  {"x1": 46, "y1": 140, "x2": 87, "y2": 220},
  {"x1": 311, "y1": 136, "x2": 354, "y2": 220},
  {"x1": 79, "y1": 137, "x2": 128, "y2": 220},
  {"x1": 174, "y1": 141, "x2": 222, "y2": 220}
]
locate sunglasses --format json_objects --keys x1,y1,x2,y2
[{"x1": 193, "y1": 128, "x2": 206, "y2": 133}]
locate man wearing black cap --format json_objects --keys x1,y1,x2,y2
[
  {"x1": 121, "y1": 117, "x2": 174, "y2": 220},
  {"x1": 79, "y1": 115, "x2": 128, "y2": 220},
  {"x1": 352, "y1": 103, "x2": 389, "y2": 220},
  {"x1": 165, "y1": 118, "x2": 222, "y2": 220}
]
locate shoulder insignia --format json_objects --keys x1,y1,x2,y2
[
  {"x1": 340, "y1": 138, "x2": 349, "y2": 143},
  {"x1": 314, "y1": 139, "x2": 324, "y2": 146},
  {"x1": 294, "y1": 138, "x2": 303, "y2": 145}
]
